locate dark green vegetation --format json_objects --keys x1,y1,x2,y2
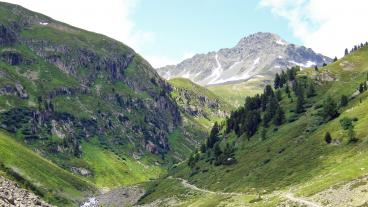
[
  {"x1": 0, "y1": 2, "x2": 205, "y2": 205},
  {"x1": 140, "y1": 42, "x2": 368, "y2": 206}
]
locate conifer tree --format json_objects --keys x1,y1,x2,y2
[
  {"x1": 274, "y1": 73, "x2": 281, "y2": 89},
  {"x1": 296, "y1": 95, "x2": 304, "y2": 113},
  {"x1": 281, "y1": 70, "x2": 287, "y2": 86},
  {"x1": 273, "y1": 107, "x2": 285, "y2": 126},
  {"x1": 263, "y1": 112, "x2": 272, "y2": 128},
  {"x1": 207, "y1": 122, "x2": 220, "y2": 148},
  {"x1": 264, "y1": 85, "x2": 274, "y2": 98},
  {"x1": 276, "y1": 90, "x2": 282, "y2": 101},
  {"x1": 285, "y1": 84, "x2": 291, "y2": 98},
  {"x1": 323, "y1": 97, "x2": 339, "y2": 120},
  {"x1": 325, "y1": 132, "x2": 332, "y2": 144},
  {"x1": 243, "y1": 111, "x2": 261, "y2": 138},
  {"x1": 345, "y1": 48, "x2": 349, "y2": 56},
  {"x1": 340, "y1": 95, "x2": 349, "y2": 107},
  {"x1": 307, "y1": 83, "x2": 316, "y2": 98}
]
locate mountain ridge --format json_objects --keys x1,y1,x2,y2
[{"x1": 157, "y1": 32, "x2": 332, "y2": 86}]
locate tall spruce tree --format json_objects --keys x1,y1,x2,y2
[
  {"x1": 285, "y1": 84, "x2": 291, "y2": 98},
  {"x1": 207, "y1": 122, "x2": 220, "y2": 148},
  {"x1": 345, "y1": 48, "x2": 349, "y2": 56},
  {"x1": 273, "y1": 107, "x2": 285, "y2": 126},
  {"x1": 274, "y1": 73, "x2": 281, "y2": 89},
  {"x1": 340, "y1": 95, "x2": 349, "y2": 107},
  {"x1": 307, "y1": 83, "x2": 316, "y2": 98},
  {"x1": 296, "y1": 95, "x2": 305, "y2": 113}
]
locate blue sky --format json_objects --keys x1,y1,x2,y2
[
  {"x1": 131, "y1": 0, "x2": 300, "y2": 66},
  {"x1": 4, "y1": 0, "x2": 368, "y2": 67}
]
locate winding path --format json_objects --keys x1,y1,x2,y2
[
  {"x1": 169, "y1": 177, "x2": 244, "y2": 196},
  {"x1": 170, "y1": 177, "x2": 323, "y2": 206},
  {"x1": 282, "y1": 193, "x2": 322, "y2": 207}
]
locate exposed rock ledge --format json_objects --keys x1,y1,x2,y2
[{"x1": 0, "y1": 176, "x2": 52, "y2": 207}]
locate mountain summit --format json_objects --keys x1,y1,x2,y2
[{"x1": 157, "y1": 32, "x2": 332, "y2": 86}]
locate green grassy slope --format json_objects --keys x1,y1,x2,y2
[
  {"x1": 82, "y1": 141, "x2": 162, "y2": 189},
  {"x1": 0, "y1": 131, "x2": 95, "y2": 206},
  {"x1": 207, "y1": 76, "x2": 268, "y2": 107},
  {"x1": 140, "y1": 46, "x2": 368, "y2": 206}
]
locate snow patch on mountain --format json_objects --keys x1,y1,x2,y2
[
  {"x1": 288, "y1": 60, "x2": 316, "y2": 68},
  {"x1": 253, "y1": 57, "x2": 260, "y2": 66},
  {"x1": 207, "y1": 54, "x2": 224, "y2": 85},
  {"x1": 276, "y1": 39, "x2": 287, "y2": 45}
]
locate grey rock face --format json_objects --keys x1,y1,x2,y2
[
  {"x1": 0, "y1": 83, "x2": 28, "y2": 99},
  {"x1": 70, "y1": 167, "x2": 92, "y2": 177},
  {"x1": 157, "y1": 32, "x2": 331, "y2": 86},
  {"x1": 0, "y1": 24, "x2": 17, "y2": 46},
  {"x1": 0, "y1": 176, "x2": 53, "y2": 207}
]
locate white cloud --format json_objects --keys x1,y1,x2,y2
[
  {"x1": 3, "y1": 1, "x2": 194, "y2": 69},
  {"x1": 260, "y1": 0, "x2": 368, "y2": 58},
  {"x1": 3, "y1": 0, "x2": 154, "y2": 51},
  {"x1": 146, "y1": 52, "x2": 195, "y2": 68}
]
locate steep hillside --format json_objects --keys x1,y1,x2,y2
[
  {"x1": 157, "y1": 32, "x2": 331, "y2": 86},
  {"x1": 0, "y1": 131, "x2": 95, "y2": 206},
  {"x1": 0, "y1": 2, "x2": 204, "y2": 205},
  {"x1": 140, "y1": 45, "x2": 368, "y2": 206},
  {"x1": 169, "y1": 78, "x2": 232, "y2": 128}
]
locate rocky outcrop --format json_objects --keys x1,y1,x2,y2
[
  {"x1": 169, "y1": 79, "x2": 229, "y2": 120},
  {"x1": 0, "y1": 84, "x2": 28, "y2": 99},
  {"x1": 0, "y1": 176, "x2": 53, "y2": 207},
  {"x1": 1, "y1": 50, "x2": 23, "y2": 65},
  {"x1": 81, "y1": 186, "x2": 145, "y2": 207},
  {"x1": 175, "y1": 88, "x2": 226, "y2": 118},
  {"x1": 15, "y1": 84, "x2": 28, "y2": 99},
  {"x1": 70, "y1": 167, "x2": 92, "y2": 177},
  {"x1": 23, "y1": 40, "x2": 134, "y2": 83},
  {"x1": 0, "y1": 24, "x2": 17, "y2": 46}
]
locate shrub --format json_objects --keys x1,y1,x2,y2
[
  {"x1": 340, "y1": 117, "x2": 353, "y2": 130},
  {"x1": 325, "y1": 132, "x2": 332, "y2": 144}
]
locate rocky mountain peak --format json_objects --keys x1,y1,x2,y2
[
  {"x1": 236, "y1": 32, "x2": 287, "y2": 48},
  {"x1": 156, "y1": 32, "x2": 331, "y2": 86}
]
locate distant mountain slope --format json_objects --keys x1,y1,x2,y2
[
  {"x1": 169, "y1": 78, "x2": 232, "y2": 128},
  {"x1": 157, "y1": 32, "x2": 331, "y2": 86}
]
